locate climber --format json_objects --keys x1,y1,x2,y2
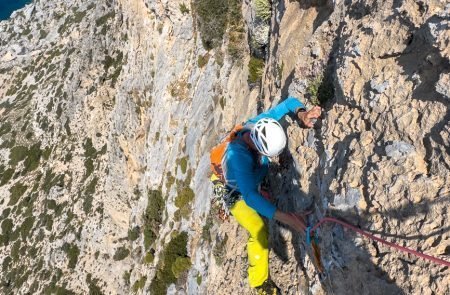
[{"x1": 210, "y1": 97, "x2": 321, "y2": 294}]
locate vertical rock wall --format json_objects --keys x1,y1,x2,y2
[{"x1": 0, "y1": 0, "x2": 448, "y2": 294}]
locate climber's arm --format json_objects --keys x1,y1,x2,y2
[{"x1": 247, "y1": 96, "x2": 306, "y2": 123}]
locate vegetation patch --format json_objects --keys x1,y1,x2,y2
[
  {"x1": 62, "y1": 58, "x2": 71, "y2": 77},
  {"x1": 248, "y1": 57, "x2": 265, "y2": 84},
  {"x1": 165, "y1": 172, "x2": 175, "y2": 192},
  {"x1": 83, "y1": 176, "x2": 98, "y2": 214},
  {"x1": 179, "y1": 3, "x2": 190, "y2": 15},
  {"x1": 9, "y1": 145, "x2": 28, "y2": 167},
  {"x1": 39, "y1": 29, "x2": 48, "y2": 39},
  {"x1": 177, "y1": 156, "x2": 189, "y2": 174},
  {"x1": 9, "y1": 183, "x2": 28, "y2": 206},
  {"x1": 144, "y1": 251, "x2": 154, "y2": 264},
  {"x1": 1, "y1": 218, "x2": 14, "y2": 246},
  {"x1": 41, "y1": 170, "x2": 64, "y2": 194},
  {"x1": 1, "y1": 168, "x2": 15, "y2": 186},
  {"x1": 171, "y1": 256, "x2": 192, "y2": 279},
  {"x1": 174, "y1": 186, "x2": 195, "y2": 221},
  {"x1": 143, "y1": 189, "x2": 165, "y2": 250},
  {"x1": 197, "y1": 54, "x2": 209, "y2": 68},
  {"x1": 128, "y1": 226, "x2": 140, "y2": 241},
  {"x1": 306, "y1": 74, "x2": 334, "y2": 105},
  {"x1": 63, "y1": 243, "x2": 80, "y2": 269},
  {"x1": 23, "y1": 142, "x2": 42, "y2": 173},
  {"x1": 123, "y1": 271, "x2": 131, "y2": 286},
  {"x1": 149, "y1": 232, "x2": 191, "y2": 295},
  {"x1": 255, "y1": 0, "x2": 271, "y2": 21},
  {"x1": 0, "y1": 122, "x2": 12, "y2": 136},
  {"x1": 86, "y1": 273, "x2": 104, "y2": 295},
  {"x1": 19, "y1": 216, "x2": 35, "y2": 240},
  {"x1": 227, "y1": 0, "x2": 245, "y2": 60},
  {"x1": 103, "y1": 51, "x2": 124, "y2": 87},
  {"x1": 113, "y1": 246, "x2": 130, "y2": 261},
  {"x1": 168, "y1": 78, "x2": 190, "y2": 100},
  {"x1": 193, "y1": 0, "x2": 228, "y2": 49},
  {"x1": 96, "y1": 11, "x2": 115, "y2": 27},
  {"x1": 83, "y1": 138, "x2": 98, "y2": 178},
  {"x1": 132, "y1": 275, "x2": 147, "y2": 293},
  {"x1": 58, "y1": 10, "x2": 88, "y2": 34}
]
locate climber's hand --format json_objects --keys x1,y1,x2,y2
[{"x1": 298, "y1": 106, "x2": 322, "y2": 128}]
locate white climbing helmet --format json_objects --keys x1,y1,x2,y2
[{"x1": 250, "y1": 118, "x2": 286, "y2": 157}]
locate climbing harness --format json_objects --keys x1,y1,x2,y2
[
  {"x1": 209, "y1": 124, "x2": 246, "y2": 220},
  {"x1": 300, "y1": 216, "x2": 450, "y2": 268}
]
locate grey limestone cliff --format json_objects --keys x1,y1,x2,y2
[{"x1": 0, "y1": 0, "x2": 449, "y2": 294}]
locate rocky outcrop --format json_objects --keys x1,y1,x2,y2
[{"x1": 0, "y1": 0, "x2": 448, "y2": 294}]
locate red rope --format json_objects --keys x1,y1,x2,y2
[{"x1": 309, "y1": 217, "x2": 450, "y2": 267}]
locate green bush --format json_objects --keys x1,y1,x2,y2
[
  {"x1": 0, "y1": 122, "x2": 12, "y2": 136},
  {"x1": 9, "y1": 183, "x2": 28, "y2": 206},
  {"x1": 179, "y1": 3, "x2": 190, "y2": 14},
  {"x1": 143, "y1": 189, "x2": 164, "y2": 250},
  {"x1": 1, "y1": 168, "x2": 14, "y2": 186},
  {"x1": 171, "y1": 257, "x2": 191, "y2": 278},
  {"x1": 307, "y1": 74, "x2": 334, "y2": 105},
  {"x1": 174, "y1": 186, "x2": 195, "y2": 220},
  {"x1": 1, "y1": 218, "x2": 14, "y2": 245},
  {"x1": 96, "y1": 11, "x2": 115, "y2": 27},
  {"x1": 39, "y1": 29, "x2": 48, "y2": 39},
  {"x1": 144, "y1": 251, "x2": 154, "y2": 264},
  {"x1": 123, "y1": 271, "x2": 131, "y2": 286},
  {"x1": 149, "y1": 232, "x2": 190, "y2": 295},
  {"x1": 23, "y1": 142, "x2": 42, "y2": 173},
  {"x1": 103, "y1": 51, "x2": 124, "y2": 87},
  {"x1": 178, "y1": 156, "x2": 188, "y2": 174},
  {"x1": 128, "y1": 226, "x2": 140, "y2": 241},
  {"x1": 62, "y1": 58, "x2": 71, "y2": 77},
  {"x1": 197, "y1": 54, "x2": 209, "y2": 68},
  {"x1": 83, "y1": 177, "x2": 98, "y2": 214},
  {"x1": 58, "y1": 10, "x2": 87, "y2": 34},
  {"x1": 113, "y1": 246, "x2": 130, "y2": 261},
  {"x1": 194, "y1": 0, "x2": 228, "y2": 49},
  {"x1": 11, "y1": 240, "x2": 21, "y2": 262},
  {"x1": 41, "y1": 170, "x2": 64, "y2": 194},
  {"x1": 9, "y1": 145, "x2": 28, "y2": 166},
  {"x1": 86, "y1": 273, "x2": 104, "y2": 295},
  {"x1": 227, "y1": 0, "x2": 245, "y2": 61},
  {"x1": 20, "y1": 216, "x2": 35, "y2": 240},
  {"x1": 63, "y1": 243, "x2": 80, "y2": 269},
  {"x1": 132, "y1": 275, "x2": 147, "y2": 293},
  {"x1": 255, "y1": 0, "x2": 271, "y2": 21},
  {"x1": 85, "y1": 158, "x2": 94, "y2": 178},
  {"x1": 83, "y1": 138, "x2": 97, "y2": 158},
  {"x1": 248, "y1": 57, "x2": 265, "y2": 84},
  {"x1": 165, "y1": 172, "x2": 175, "y2": 191}
]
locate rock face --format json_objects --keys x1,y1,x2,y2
[{"x1": 0, "y1": 0, "x2": 448, "y2": 294}]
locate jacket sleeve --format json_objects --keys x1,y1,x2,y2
[
  {"x1": 229, "y1": 152, "x2": 276, "y2": 219},
  {"x1": 247, "y1": 96, "x2": 305, "y2": 124}
]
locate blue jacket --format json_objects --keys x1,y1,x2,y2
[{"x1": 223, "y1": 97, "x2": 305, "y2": 219}]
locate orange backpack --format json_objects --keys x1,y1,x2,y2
[{"x1": 210, "y1": 124, "x2": 244, "y2": 182}]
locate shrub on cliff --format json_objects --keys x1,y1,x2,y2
[
  {"x1": 194, "y1": 0, "x2": 228, "y2": 49},
  {"x1": 149, "y1": 232, "x2": 191, "y2": 295},
  {"x1": 255, "y1": 0, "x2": 271, "y2": 21},
  {"x1": 248, "y1": 56, "x2": 265, "y2": 84}
]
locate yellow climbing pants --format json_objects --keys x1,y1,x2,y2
[{"x1": 230, "y1": 200, "x2": 268, "y2": 288}]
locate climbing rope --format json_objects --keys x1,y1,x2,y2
[{"x1": 307, "y1": 217, "x2": 450, "y2": 267}]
